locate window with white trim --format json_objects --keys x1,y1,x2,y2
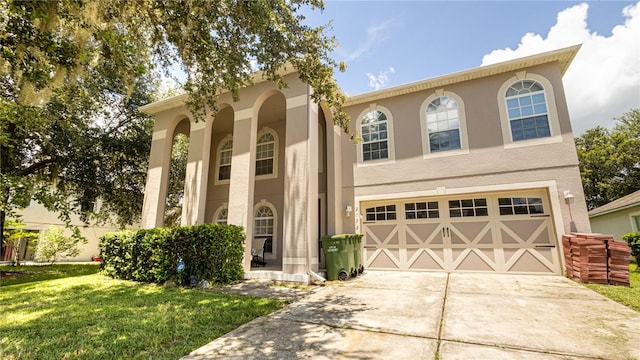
[
  {"x1": 405, "y1": 201, "x2": 439, "y2": 219},
  {"x1": 215, "y1": 208, "x2": 228, "y2": 224},
  {"x1": 498, "y1": 197, "x2": 544, "y2": 215},
  {"x1": 361, "y1": 109, "x2": 389, "y2": 162},
  {"x1": 255, "y1": 129, "x2": 277, "y2": 177},
  {"x1": 426, "y1": 96, "x2": 461, "y2": 152},
  {"x1": 254, "y1": 205, "x2": 274, "y2": 253},
  {"x1": 420, "y1": 91, "x2": 469, "y2": 158},
  {"x1": 364, "y1": 205, "x2": 396, "y2": 222},
  {"x1": 217, "y1": 138, "x2": 233, "y2": 181},
  {"x1": 631, "y1": 213, "x2": 640, "y2": 232},
  {"x1": 505, "y1": 80, "x2": 550, "y2": 141},
  {"x1": 448, "y1": 198, "x2": 488, "y2": 217}
]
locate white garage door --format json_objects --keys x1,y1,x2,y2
[{"x1": 361, "y1": 190, "x2": 561, "y2": 274}]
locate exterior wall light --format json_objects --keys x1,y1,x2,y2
[
  {"x1": 563, "y1": 190, "x2": 575, "y2": 205},
  {"x1": 345, "y1": 205, "x2": 353, "y2": 217}
]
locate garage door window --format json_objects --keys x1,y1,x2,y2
[
  {"x1": 405, "y1": 202, "x2": 439, "y2": 219},
  {"x1": 449, "y1": 198, "x2": 488, "y2": 217},
  {"x1": 498, "y1": 197, "x2": 544, "y2": 215},
  {"x1": 365, "y1": 205, "x2": 396, "y2": 221}
]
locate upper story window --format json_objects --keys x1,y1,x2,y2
[
  {"x1": 497, "y1": 73, "x2": 562, "y2": 148},
  {"x1": 361, "y1": 109, "x2": 389, "y2": 162},
  {"x1": 357, "y1": 106, "x2": 396, "y2": 165},
  {"x1": 420, "y1": 91, "x2": 469, "y2": 158},
  {"x1": 426, "y1": 96, "x2": 461, "y2": 152},
  {"x1": 255, "y1": 128, "x2": 278, "y2": 178},
  {"x1": 217, "y1": 137, "x2": 233, "y2": 182},
  {"x1": 505, "y1": 80, "x2": 550, "y2": 141}
]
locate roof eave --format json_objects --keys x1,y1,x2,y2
[
  {"x1": 139, "y1": 63, "x2": 300, "y2": 115},
  {"x1": 589, "y1": 203, "x2": 640, "y2": 218},
  {"x1": 344, "y1": 44, "x2": 581, "y2": 107}
]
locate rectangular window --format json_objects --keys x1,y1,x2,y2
[
  {"x1": 365, "y1": 205, "x2": 396, "y2": 222},
  {"x1": 498, "y1": 197, "x2": 544, "y2": 215},
  {"x1": 449, "y1": 198, "x2": 488, "y2": 217},
  {"x1": 405, "y1": 202, "x2": 439, "y2": 219},
  {"x1": 632, "y1": 215, "x2": 640, "y2": 231},
  {"x1": 218, "y1": 165, "x2": 231, "y2": 181},
  {"x1": 511, "y1": 115, "x2": 550, "y2": 141},
  {"x1": 255, "y1": 159, "x2": 273, "y2": 176}
]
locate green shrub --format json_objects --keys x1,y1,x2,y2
[
  {"x1": 622, "y1": 232, "x2": 640, "y2": 264},
  {"x1": 99, "y1": 224, "x2": 245, "y2": 285},
  {"x1": 34, "y1": 226, "x2": 86, "y2": 264}
]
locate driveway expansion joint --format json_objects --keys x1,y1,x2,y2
[
  {"x1": 439, "y1": 338, "x2": 609, "y2": 360},
  {"x1": 435, "y1": 272, "x2": 450, "y2": 357}
]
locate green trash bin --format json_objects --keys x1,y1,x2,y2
[
  {"x1": 321, "y1": 235, "x2": 355, "y2": 281},
  {"x1": 352, "y1": 234, "x2": 364, "y2": 275}
]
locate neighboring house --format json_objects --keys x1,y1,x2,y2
[
  {"x1": 589, "y1": 189, "x2": 640, "y2": 241},
  {"x1": 139, "y1": 45, "x2": 590, "y2": 282},
  {"x1": 1, "y1": 200, "x2": 127, "y2": 262}
]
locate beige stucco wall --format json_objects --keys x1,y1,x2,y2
[
  {"x1": 339, "y1": 62, "x2": 590, "y2": 237},
  {"x1": 141, "y1": 72, "x2": 325, "y2": 273},
  {"x1": 590, "y1": 205, "x2": 640, "y2": 241},
  {"x1": 14, "y1": 201, "x2": 130, "y2": 262}
]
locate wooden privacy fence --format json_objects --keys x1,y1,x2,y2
[{"x1": 562, "y1": 232, "x2": 630, "y2": 286}]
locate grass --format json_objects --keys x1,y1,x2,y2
[
  {"x1": 0, "y1": 263, "x2": 100, "y2": 286},
  {"x1": 0, "y1": 264, "x2": 285, "y2": 360},
  {"x1": 586, "y1": 263, "x2": 640, "y2": 312}
]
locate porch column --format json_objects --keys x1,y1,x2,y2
[
  {"x1": 325, "y1": 116, "x2": 344, "y2": 235},
  {"x1": 181, "y1": 120, "x2": 211, "y2": 225},
  {"x1": 141, "y1": 122, "x2": 173, "y2": 228},
  {"x1": 227, "y1": 107, "x2": 258, "y2": 272},
  {"x1": 282, "y1": 88, "x2": 319, "y2": 274}
]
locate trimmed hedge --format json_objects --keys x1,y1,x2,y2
[
  {"x1": 623, "y1": 232, "x2": 640, "y2": 265},
  {"x1": 99, "y1": 224, "x2": 245, "y2": 285}
]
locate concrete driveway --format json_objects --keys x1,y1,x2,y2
[{"x1": 183, "y1": 271, "x2": 640, "y2": 359}]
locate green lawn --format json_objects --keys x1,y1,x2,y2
[
  {"x1": 0, "y1": 263, "x2": 100, "y2": 286},
  {"x1": 0, "y1": 264, "x2": 284, "y2": 360},
  {"x1": 586, "y1": 263, "x2": 640, "y2": 312}
]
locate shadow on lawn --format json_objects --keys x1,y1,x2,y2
[{"x1": 0, "y1": 275, "x2": 283, "y2": 360}]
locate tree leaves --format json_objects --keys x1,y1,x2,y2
[
  {"x1": 576, "y1": 109, "x2": 640, "y2": 209},
  {"x1": 1, "y1": 0, "x2": 348, "y2": 242}
]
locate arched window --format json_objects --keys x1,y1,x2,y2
[
  {"x1": 359, "y1": 107, "x2": 394, "y2": 163},
  {"x1": 215, "y1": 207, "x2": 228, "y2": 225},
  {"x1": 254, "y1": 205, "x2": 274, "y2": 254},
  {"x1": 505, "y1": 80, "x2": 550, "y2": 141},
  {"x1": 425, "y1": 96, "x2": 461, "y2": 152},
  {"x1": 256, "y1": 128, "x2": 278, "y2": 177},
  {"x1": 420, "y1": 91, "x2": 469, "y2": 158},
  {"x1": 216, "y1": 137, "x2": 233, "y2": 182}
]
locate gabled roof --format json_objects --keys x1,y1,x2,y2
[{"x1": 589, "y1": 189, "x2": 640, "y2": 218}]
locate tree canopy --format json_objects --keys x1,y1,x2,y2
[
  {"x1": 575, "y1": 109, "x2": 640, "y2": 209},
  {"x1": 0, "y1": 0, "x2": 347, "y2": 244}
]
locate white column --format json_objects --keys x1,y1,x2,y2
[
  {"x1": 282, "y1": 90, "x2": 319, "y2": 274},
  {"x1": 181, "y1": 120, "x2": 208, "y2": 225},
  {"x1": 227, "y1": 107, "x2": 258, "y2": 272},
  {"x1": 141, "y1": 124, "x2": 173, "y2": 228}
]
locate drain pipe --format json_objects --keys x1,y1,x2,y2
[{"x1": 309, "y1": 269, "x2": 326, "y2": 283}]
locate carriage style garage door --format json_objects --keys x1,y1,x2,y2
[{"x1": 361, "y1": 189, "x2": 561, "y2": 274}]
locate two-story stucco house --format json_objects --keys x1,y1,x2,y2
[{"x1": 139, "y1": 45, "x2": 590, "y2": 282}]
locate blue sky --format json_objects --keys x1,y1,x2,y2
[{"x1": 301, "y1": 1, "x2": 640, "y2": 134}]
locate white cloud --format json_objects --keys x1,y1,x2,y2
[
  {"x1": 481, "y1": 2, "x2": 640, "y2": 134},
  {"x1": 366, "y1": 67, "x2": 395, "y2": 90},
  {"x1": 340, "y1": 19, "x2": 395, "y2": 62}
]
